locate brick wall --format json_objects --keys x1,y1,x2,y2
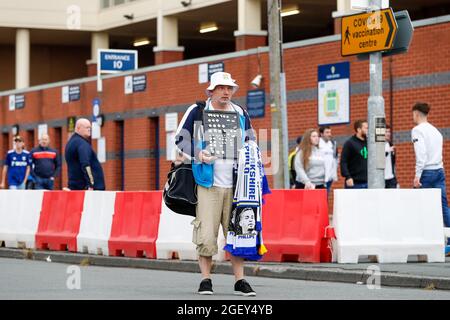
[{"x1": 1, "y1": 20, "x2": 449, "y2": 207}]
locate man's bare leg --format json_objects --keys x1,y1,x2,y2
[
  {"x1": 198, "y1": 255, "x2": 212, "y2": 279},
  {"x1": 230, "y1": 255, "x2": 244, "y2": 281}
]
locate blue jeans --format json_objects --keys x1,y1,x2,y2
[
  {"x1": 9, "y1": 182, "x2": 25, "y2": 190},
  {"x1": 420, "y1": 169, "x2": 450, "y2": 229},
  {"x1": 326, "y1": 181, "x2": 333, "y2": 194},
  {"x1": 344, "y1": 182, "x2": 368, "y2": 189},
  {"x1": 34, "y1": 176, "x2": 54, "y2": 190}
]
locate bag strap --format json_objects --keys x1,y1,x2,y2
[{"x1": 195, "y1": 101, "x2": 206, "y2": 123}]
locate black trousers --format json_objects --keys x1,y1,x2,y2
[
  {"x1": 295, "y1": 181, "x2": 326, "y2": 189},
  {"x1": 385, "y1": 177, "x2": 398, "y2": 189}
]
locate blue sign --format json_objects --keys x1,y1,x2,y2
[
  {"x1": 92, "y1": 98, "x2": 100, "y2": 121},
  {"x1": 208, "y1": 62, "x2": 224, "y2": 81},
  {"x1": 318, "y1": 61, "x2": 350, "y2": 82},
  {"x1": 69, "y1": 85, "x2": 80, "y2": 101},
  {"x1": 317, "y1": 61, "x2": 350, "y2": 126},
  {"x1": 99, "y1": 49, "x2": 138, "y2": 73},
  {"x1": 246, "y1": 89, "x2": 265, "y2": 118},
  {"x1": 15, "y1": 95, "x2": 25, "y2": 109},
  {"x1": 133, "y1": 75, "x2": 147, "y2": 92}
]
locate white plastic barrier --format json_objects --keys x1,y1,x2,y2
[
  {"x1": 0, "y1": 190, "x2": 44, "y2": 249},
  {"x1": 156, "y1": 201, "x2": 227, "y2": 261},
  {"x1": 445, "y1": 228, "x2": 450, "y2": 239},
  {"x1": 333, "y1": 189, "x2": 445, "y2": 263},
  {"x1": 77, "y1": 191, "x2": 116, "y2": 256}
]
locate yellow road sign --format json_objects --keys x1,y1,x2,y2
[{"x1": 341, "y1": 8, "x2": 398, "y2": 56}]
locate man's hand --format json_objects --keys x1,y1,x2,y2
[
  {"x1": 305, "y1": 182, "x2": 316, "y2": 190},
  {"x1": 346, "y1": 178, "x2": 354, "y2": 187},
  {"x1": 0, "y1": 183, "x2": 5, "y2": 189},
  {"x1": 198, "y1": 150, "x2": 217, "y2": 164},
  {"x1": 413, "y1": 176, "x2": 422, "y2": 188}
]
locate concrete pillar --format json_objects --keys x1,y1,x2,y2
[
  {"x1": 332, "y1": 0, "x2": 353, "y2": 34},
  {"x1": 86, "y1": 32, "x2": 109, "y2": 76},
  {"x1": 15, "y1": 29, "x2": 30, "y2": 89},
  {"x1": 234, "y1": 0, "x2": 267, "y2": 51},
  {"x1": 153, "y1": 12, "x2": 184, "y2": 65}
]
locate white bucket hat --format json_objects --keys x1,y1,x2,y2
[{"x1": 206, "y1": 72, "x2": 239, "y2": 92}]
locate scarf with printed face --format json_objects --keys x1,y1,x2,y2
[{"x1": 224, "y1": 140, "x2": 267, "y2": 260}]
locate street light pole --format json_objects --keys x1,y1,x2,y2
[
  {"x1": 367, "y1": 0, "x2": 386, "y2": 189},
  {"x1": 268, "y1": 0, "x2": 289, "y2": 189}
]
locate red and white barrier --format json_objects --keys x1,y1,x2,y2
[
  {"x1": 0, "y1": 189, "x2": 447, "y2": 265},
  {"x1": 0, "y1": 190, "x2": 44, "y2": 249},
  {"x1": 333, "y1": 189, "x2": 446, "y2": 263},
  {"x1": 156, "y1": 201, "x2": 227, "y2": 261},
  {"x1": 77, "y1": 191, "x2": 116, "y2": 256},
  {"x1": 261, "y1": 189, "x2": 332, "y2": 263}
]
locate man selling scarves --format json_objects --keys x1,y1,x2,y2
[{"x1": 175, "y1": 71, "x2": 269, "y2": 296}]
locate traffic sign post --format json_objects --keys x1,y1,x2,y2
[
  {"x1": 341, "y1": 1, "x2": 400, "y2": 189},
  {"x1": 341, "y1": 7, "x2": 397, "y2": 56},
  {"x1": 367, "y1": 1, "x2": 388, "y2": 189},
  {"x1": 339, "y1": 4, "x2": 413, "y2": 189}
]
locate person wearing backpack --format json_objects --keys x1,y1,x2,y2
[{"x1": 174, "y1": 72, "x2": 258, "y2": 296}]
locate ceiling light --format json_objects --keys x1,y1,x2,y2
[
  {"x1": 133, "y1": 38, "x2": 150, "y2": 47},
  {"x1": 281, "y1": 6, "x2": 300, "y2": 17},
  {"x1": 200, "y1": 22, "x2": 218, "y2": 34}
]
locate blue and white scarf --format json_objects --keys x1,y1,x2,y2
[{"x1": 224, "y1": 140, "x2": 268, "y2": 260}]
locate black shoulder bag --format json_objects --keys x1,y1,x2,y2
[{"x1": 163, "y1": 101, "x2": 206, "y2": 217}]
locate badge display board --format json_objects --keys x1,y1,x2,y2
[{"x1": 203, "y1": 110, "x2": 240, "y2": 159}]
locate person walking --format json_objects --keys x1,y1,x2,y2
[
  {"x1": 340, "y1": 120, "x2": 368, "y2": 189},
  {"x1": 319, "y1": 126, "x2": 338, "y2": 193},
  {"x1": 294, "y1": 128, "x2": 326, "y2": 190},
  {"x1": 30, "y1": 134, "x2": 61, "y2": 190},
  {"x1": 411, "y1": 102, "x2": 450, "y2": 240},
  {"x1": 64, "y1": 118, "x2": 105, "y2": 190},
  {"x1": 0, "y1": 136, "x2": 31, "y2": 190},
  {"x1": 175, "y1": 71, "x2": 258, "y2": 296}
]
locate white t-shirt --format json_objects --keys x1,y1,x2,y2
[
  {"x1": 207, "y1": 101, "x2": 237, "y2": 188},
  {"x1": 411, "y1": 122, "x2": 443, "y2": 178},
  {"x1": 319, "y1": 138, "x2": 338, "y2": 182}
]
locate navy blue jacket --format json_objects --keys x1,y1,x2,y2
[
  {"x1": 65, "y1": 133, "x2": 105, "y2": 190},
  {"x1": 175, "y1": 101, "x2": 254, "y2": 188},
  {"x1": 30, "y1": 146, "x2": 61, "y2": 179}
]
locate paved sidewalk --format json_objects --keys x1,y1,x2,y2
[{"x1": 1, "y1": 248, "x2": 449, "y2": 290}]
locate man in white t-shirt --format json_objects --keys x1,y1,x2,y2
[
  {"x1": 411, "y1": 102, "x2": 450, "y2": 248},
  {"x1": 175, "y1": 72, "x2": 257, "y2": 296},
  {"x1": 319, "y1": 126, "x2": 338, "y2": 193}
]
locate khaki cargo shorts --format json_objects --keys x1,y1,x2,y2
[{"x1": 191, "y1": 185, "x2": 233, "y2": 257}]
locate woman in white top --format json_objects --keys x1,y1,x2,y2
[{"x1": 294, "y1": 128, "x2": 326, "y2": 190}]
